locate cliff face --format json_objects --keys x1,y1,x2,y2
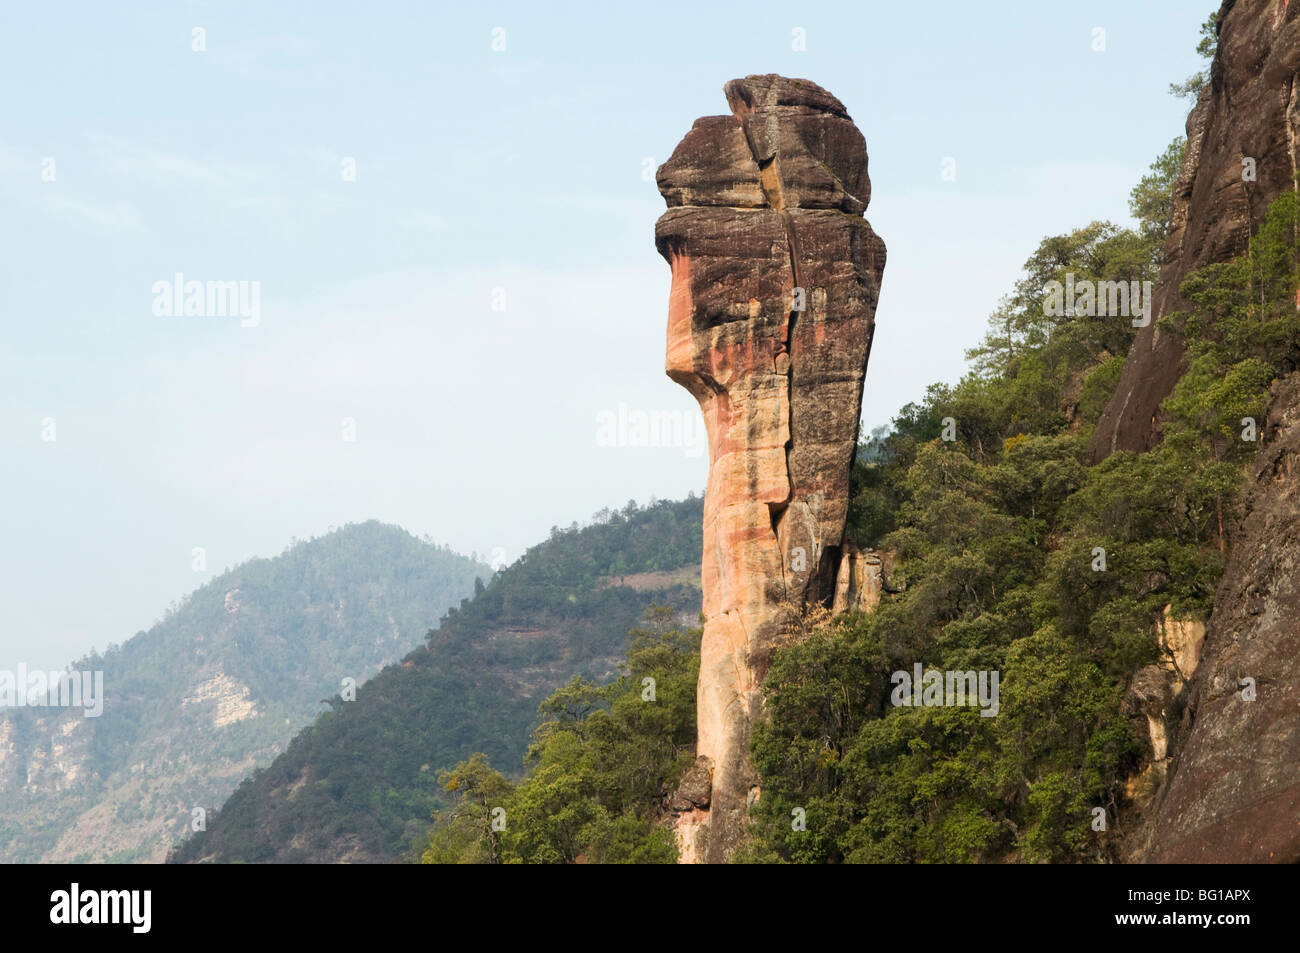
[
  {"x1": 655, "y1": 75, "x2": 886, "y2": 863},
  {"x1": 1134, "y1": 375, "x2": 1300, "y2": 862},
  {"x1": 1118, "y1": 0, "x2": 1300, "y2": 862},
  {"x1": 1091, "y1": 0, "x2": 1300, "y2": 459}
]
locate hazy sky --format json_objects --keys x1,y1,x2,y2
[{"x1": 2, "y1": 1, "x2": 1210, "y2": 671}]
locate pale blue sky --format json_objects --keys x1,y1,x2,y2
[{"x1": 2, "y1": 1, "x2": 1211, "y2": 670}]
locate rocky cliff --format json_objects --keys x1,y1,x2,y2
[
  {"x1": 1133, "y1": 372, "x2": 1300, "y2": 862},
  {"x1": 655, "y1": 75, "x2": 886, "y2": 863},
  {"x1": 1092, "y1": 0, "x2": 1300, "y2": 459},
  {"x1": 1110, "y1": 0, "x2": 1300, "y2": 862}
]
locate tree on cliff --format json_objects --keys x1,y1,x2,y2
[
  {"x1": 1169, "y1": 11, "x2": 1219, "y2": 102},
  {"x1": 965, "y1": 137, "x2": 1180, "y2": 382},
  {"x1": 1129, "y1": 138, "x2": 1186, "y2": 256}
]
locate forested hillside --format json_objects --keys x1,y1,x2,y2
[
  {"x1": 421, "y1": 606, "x2": 700, "y2": 864},
  {"x1": 0, "y1": 521, "x2": 485, "y2": 862},
  {"x1": 169, "y1": 496, "x2": 703, "y2": 863}
]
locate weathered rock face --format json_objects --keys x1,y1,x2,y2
[
  {"x1": 1122, "y1": 608, "x2": 1206, "y2": 809},
  {"x1": 1133, "y1": 374, "x2": 1300, "y2": 862},
  {"x1": 655, "y1": 75, "x2": 886, "y2": 863},
  {"x1": 1091, "y1": 0, "x2": 1300, "y2": 460},
  {"x1": 1120, "y1": 0, "x2": 1300, "y2": 863}
]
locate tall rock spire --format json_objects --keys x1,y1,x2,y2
[{"x1": 655, "y1": 75, "x2": 886, "y2": 863}]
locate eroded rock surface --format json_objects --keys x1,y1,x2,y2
[
  {"x1": 1092, "y1": 0, "x2": 1300, "y2": 459},
  {"x1": 655, "y1": 74, "x2": 885, "y2": 863},
  {"x1": 1134, "y1": 375, "x2": 1300, "y2": 862},
  {"x1": 1122, "y1": 608, "x2": 1206, "y2": 809},
  {"x1": 1109, "y1": 0, "x2": 1300, "y2": 865}
]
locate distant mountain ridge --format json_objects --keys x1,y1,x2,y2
[
  {"x1": 170, "y1": 496, "x2": 704, "y2": 864},
  {"x1": 0, "y1": 521, "x2": 487, "y2": 862}
]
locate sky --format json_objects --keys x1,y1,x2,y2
[{"x1": 1, "y1": 0, "x2": 1211, "y2": 671}]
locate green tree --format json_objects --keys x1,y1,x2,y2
[
  {"x1": 1169, "y1": 12, "x2": 1219, "y2": 102},
  {"x1": 1129, "y1": 138, "x2": 1186, "y2": 256},
  {"x1": 422, "y1": 753, "x2": 515, "y2": 864},
  {"x1": 419, "y1": 608, "x2": 699, "y2": 864}
]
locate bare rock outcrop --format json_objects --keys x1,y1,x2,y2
[
  {"x1": 1118, "y1": 0, "x2": 1300, "y2": 863},
  {"x1": 655, "y1": 75, "x2": 886, "y2": 863},
  {"x1": 1091, "y1": 0, "x2": 1300, "y2": 460},
  {"x1": 1122, "y1": 608, "x2": 1206, "y2": 809},
  {"x1": 1133, "y1": 374, "x2": 1300, "y2": 862}
]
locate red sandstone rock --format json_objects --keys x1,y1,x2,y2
[
  {"x1": 1134, "y1": 375, "x2": 1300, "y2": 863},
  {"x1": 1119, "y1": 0, "x2": 1300, "y2": 864},
  {"x1": 1092, "y1": 0, "x2": 1300, "y2": 460},
  {"x1": 655, "y1": 75, "x2": 885, "y2": 863}
]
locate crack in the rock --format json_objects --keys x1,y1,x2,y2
[{"x1": 745, "y1": 136, "x2": 803, "y2": 603}]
